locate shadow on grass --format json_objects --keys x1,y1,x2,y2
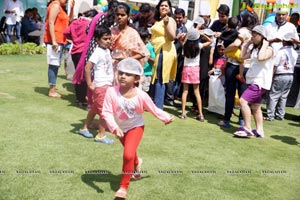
[
  {"x1": 81, "y1": 172, "x2": 120, "y2": 193},
  {"x1": 81, "y1": 172, "x2": 150, "y2": 199},
  {"x1": 288, "y1": 122, "x2": 300, "y2": 127},
  {"x1": 270, "y1": 135, "x2": 300, "y2": 146},
  {"x1": 34, "y1": 86, "x2": 49, "y2": 97}
]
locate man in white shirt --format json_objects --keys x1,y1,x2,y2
[
  {"x1": 3, "y1": 0, "x2": 24, "y2": 43},
  {"x1": 265, "y1": 8, "x2": 299, "y2": 54}
]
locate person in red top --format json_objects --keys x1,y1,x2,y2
[{"x1": 44, "y1": 0, "x2": 74, "y2": 98}]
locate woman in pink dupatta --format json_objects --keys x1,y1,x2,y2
[{"x1": 72, "y1": 0, "x2": 118, "y2": 106}]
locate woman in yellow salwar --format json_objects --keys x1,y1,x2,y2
[
  {"x1": 150, "y1": 0, "x2": 177, "y2": 109},
  {"x1": 110, "y1": 2, "x2": 149, "y2": 68}
]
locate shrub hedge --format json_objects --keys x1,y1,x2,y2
[{"x1": 0, "y1": 42, "x2": 46, "y2": 55}]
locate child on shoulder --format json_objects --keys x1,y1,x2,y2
[
  {"x1": 180, "y1": 28, "x2": 212, "y2": 121},
  {"x1": 234, "y1": 25, "x2": 274, "y2": 138},
  {"x1": 102, "y1": 58, "x2": 174, "y2": 199},
  {"x1": 77, "y1": 26, "x2": 114, "y2": 144},
  {"x1": 220, "y1": 16, "x2": 246, "y2": 83}
]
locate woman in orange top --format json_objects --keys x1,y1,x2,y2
[{"x1": 44, "y1": 0, "x2": 74, "y2": 98}]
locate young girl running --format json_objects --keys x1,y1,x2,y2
[
  {"x1": 101, "y1": 58, "x2": 174, "y2": 199},
  {"x1": 234, "y1": 25, "x2": 274, "y2": 138},
  {"x1": 180, "y1": 28, "x2": 211, "y2": 121}
]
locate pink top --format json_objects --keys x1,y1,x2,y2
[
  {"x1": 102, "y1": 86, "x2": 172, "y2": 133},
  {"x1": 63, "y1": 17, "x2": 91, "y2": 54}
]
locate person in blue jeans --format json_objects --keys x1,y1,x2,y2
[
  {"x1": 217, "y1": 62, "x2": 248, "y2": 128},
  {"x1": 3, "y1": 0, "x2": 24, "y2": 43}
]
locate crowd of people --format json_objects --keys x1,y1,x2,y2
[
  {"x1": 4, "y1": 0, "x2": 300, "y2": 198},
  {"x1": 2, "y1": 0, "x2": 44, "y2": 45}
]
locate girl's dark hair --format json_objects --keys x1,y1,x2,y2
[
  {"x1": 154, "y1": 0, "x2": 173, "y2": 21},
  {"x1": 183, "y1": 40, "x2": 200, "y2": 58},
  {"x1": 117, "y1": 2, "x2": 130, "y2": 16},
  {"x1": 94, "y1": 26, "x2": 111, "y2": 39},
  {"x1": 240, "y1": 12, "x2": 259, "y2": 29}
]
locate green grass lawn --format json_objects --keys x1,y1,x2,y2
[{"x1": 0, "y1": 55, "x2": 299, "y2": 200}]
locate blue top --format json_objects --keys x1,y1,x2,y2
[{"x1": 144, "y1": 41, "x2": 155, "y2": 76}]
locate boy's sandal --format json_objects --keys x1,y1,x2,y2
[
  {"x1": 94, "y1": 135, "x2": 114, "y2": 144},
  {"x1": 115, "y1": 188, "x2": 127, "y2": 199},
  {"x1": 233, "y1": 127, "x2": 254, "y2": 138},
  {"x1": 196, "y1": 115, "x2": 205, "y2": 122}
]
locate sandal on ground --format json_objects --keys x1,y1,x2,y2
[
  {"x1": 196, "y1": 115, "x2": 205, "y2": 122},
  {"x1": 217, "y1": 120, "x2": 230, "y2": 128},
  {"x1": 115, "y1": 188, "x2": 127, "y2": 199},
  {"x1": 233, "y1": 127, "x2": 254, "y2": 138},
  {"x1": 94, "y1": 135, "x2": 114, "y2": 144},
  {"x1": 48, "y1": 92, "x2": 62, "y2": 98},
  {"x1": 77, "y1": 129, "x2": 94, "y2": 138},
  {"x1": 132, "y1": 157, "x2": 143, "y2": 180},
  {"x1": 179, "y1": 114, "x2": 187, "y2": 120},
  {"x1": 252, "y1": 130, "x2": 264, "y2": 138}
]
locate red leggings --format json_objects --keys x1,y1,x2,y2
[{"x1": 119, "y1": 126, "x2": 144, "y2": 189}]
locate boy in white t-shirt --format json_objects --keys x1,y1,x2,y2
[{"x1": 77, "y1": 26, "x2": 114, "y2": 144}]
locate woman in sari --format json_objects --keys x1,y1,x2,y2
[{"x1": 110, "y1": 2, "x2": 149, "y2": 68}]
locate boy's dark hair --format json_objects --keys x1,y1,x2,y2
[
  {"x1": 94, "y1": 26, "x2": 111, "y2": 39},
  {"x1": 139, "y1": 3, "x2": 152, "y2": 13},
  {"x1": 228, "y1": 16, "x2": 239, "y2": 29},
  {"x1": 217, "y1": 4, "x2": 230, "y2": 15},
  {"x1": 174, "y1": 8, "x2": 185, "y2": 16},
  {"x1": 138, "y1": 27, "x2": 149, "y2": 40},
  {"x1": 183, "y1": 40, "x2": 200, "y2": 59}
]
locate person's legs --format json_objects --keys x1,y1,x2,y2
[
  {"x1": 224, "y1": 63, "x2": 239, "y2": 121},
  {"x1": 237, "y1": 67, "x2": 248, "y2": 123},
  {"x1": 252, "y1": 103, "x2": 264, "y2": 137},
  {"x1": 193, "y1": 84, "x2": 204, "y2": 119},
  {"x1": 153, "y1": 50, "x2": 165, "y2": 109},
  {"x1": 78, "y1": 110, "x2": 96, "y2": 138},
  {"x1": 72, "y1": 53, "x2": 87, "y2": 104},
  {"x1": 118, "y1": 126, "x2": 144, "y2": 190},
  {"x1": 165, "y1": 80, "x2": 175, "y2": 105},
  {"x1": 239, "y1": 97, "x2": 252, "y2": 131},
  {"x1": 181, "y1": 83, "x2": 189, "y2": 117},
  {"x1": 266, "y1": 77, "x2": 281, "y2": 120},
  {"x1": 275, "y1": 76, "x2": 293, "y2": 120},
  {"x1": 48, "y1": 64, "x2": 60, "y2": 97},
  {"x1": 153, "y1": 80, "x2": 165, "y2": 110},
  {"x1": 15, "y1": 22, "x2": 22, "y2": 43},
  {"x1": 5, "y1": 24, "x2": 13, "y2": 43}
]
